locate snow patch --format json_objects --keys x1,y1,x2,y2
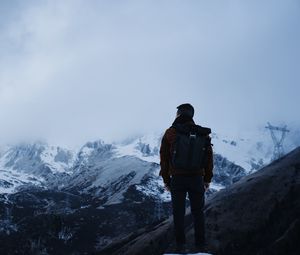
[
  {"x1": 210, "y1": 182, "x2": 225, "y2": 191},
  {"x1": 114, "y1": 133, "x2": 162, "y2": 163},
  {"x1": 212, "y1": 131, "x2": 273, "y2": 172},
  {"x1": 0, "y1": 169, "x2": 44, "y2": 194},
  {"x1": 40, "y1": 146, "x2": 75, "y2": 174}
]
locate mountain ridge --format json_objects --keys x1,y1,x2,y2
[{"x1": 0, "y1": 132, "x2": 254, "y2": 196}]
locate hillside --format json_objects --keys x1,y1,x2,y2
[{"x1": 103, "y1": 147, "x2": 300, "y2": 255}]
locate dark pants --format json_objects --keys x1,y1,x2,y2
[{"x1": 170, "y1": 175, "x2": 205, "y2": 245}]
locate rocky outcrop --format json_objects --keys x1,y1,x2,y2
[{"x1": 204, "y1": 147, "x2": 300, "y2": 255}]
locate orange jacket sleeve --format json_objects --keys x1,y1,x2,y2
[{"x1": 159, "y1": 130, "x2": 171, "y2": 186}]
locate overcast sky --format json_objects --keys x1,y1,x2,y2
[{"x1": 0, "y1": 0, "x2": 299, "y2": 147}]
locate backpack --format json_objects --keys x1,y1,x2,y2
[{"x1": 171, "y1": 123, "x2": 211, "y2": 171}]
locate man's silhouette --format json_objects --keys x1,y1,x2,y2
[{"x1": 159, "y1": 103, "x2": 213, "y2": 253}]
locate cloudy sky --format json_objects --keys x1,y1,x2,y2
[{"x1": 0, "y1": 0, "x2": 299, "y2": 147}]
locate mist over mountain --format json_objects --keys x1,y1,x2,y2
[{"x1": 0, "y1": 0, "x2": 299, "y2": 147}]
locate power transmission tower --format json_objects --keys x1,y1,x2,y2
[{"x1": 265, "y1": 122, "x2": 290, "y2": 160}]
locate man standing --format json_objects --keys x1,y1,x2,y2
[{"x1": 159, "y1": 103, "x2": 213, "y2": 253}]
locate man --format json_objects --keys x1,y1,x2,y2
[{"x1": 159, "y1": 103, "x2": 213, "y2": 253}]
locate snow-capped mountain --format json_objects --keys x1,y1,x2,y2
[
  {"x1": 0, "y1": 169, "x2": 44, "y2": 194},
  {"x1": 0, "y1": 142, "x2": 76, "y2": 194},
  {"x1": 114, "y1": 132, "x2": 161, "y2": 163},
  {"x1": 63, "y1": 155, "x2": 166, "y2": 205},
  {"x1": 1, "y1": 128, "x2": 298, "y2": 254},
  {"x1": 1, "y1": 123, "x2": 299, "y2": 203},
  {"x1": 0, "y1": 128, "x2": 295, "y2": 196},
  {"x1": 0, "y1": 142, "x2": 75, "y2": 174}
]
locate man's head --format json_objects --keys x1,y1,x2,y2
[{"x1": 176, "y1": 103, "x2": 194, "y2": 118}]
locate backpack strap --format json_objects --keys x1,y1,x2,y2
[
  {"x1": 195, "y1": 125, "x2": 211, "y2": 136},
  {"x1": 172, "y1": 123, "x2": 211, "y2": 136}
]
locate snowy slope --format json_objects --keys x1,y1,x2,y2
[
  {"x1": 114, "y1": 133, "x2": 161, "y2": 163},
  {"x1": 0, "y1": 169, "x2": 44, "y2": 194},
  {"x1": 0, "y1": 142, "x2": 76, "y2": 194},
  {"x1": 40, "y1": 145, "x2": 75, "y2": 174},
  {"x1": 62, "y1": 155, "x2": 168, "y2": 205},
  {"x1": 211, "y1": 132, "x2": 272, "y2": 173},
  {"x1": 0, "y1": 142, "x2": 75, "y2": 174}
]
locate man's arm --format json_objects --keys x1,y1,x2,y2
[
  {"x1": 159, "y1": 130, "x2": 171, "y2": 188},
  {"x1": 204, "y1": 136, "x2": 214, "y2": 188}
]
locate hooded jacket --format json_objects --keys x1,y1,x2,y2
[{"x1": 159, "y1": 115, "x2": 213, "y2": 186}]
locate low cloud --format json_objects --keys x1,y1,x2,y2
[{"x1": 0, "y1": 0, "x2": 299, "y2": 147}]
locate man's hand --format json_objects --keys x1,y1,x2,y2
[
  {"x1": 164, "y1": 183, "x2": 171, "y2": 192},
  {"x1": 204, "y1": 182, "x2": 210, "y2": 191}
]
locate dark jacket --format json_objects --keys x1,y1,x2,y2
[{"x1": 159, "y1": 116, "x2": 213, "y2": 186}]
